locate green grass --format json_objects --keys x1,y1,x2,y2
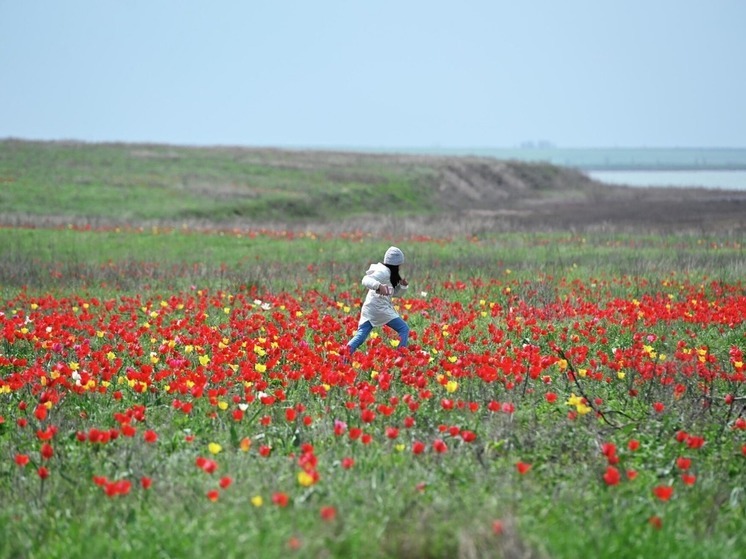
[
  {"x1": 1, "y1": 226, "x2": 744, "y2": 294},
  {"x1": 1, "y1": 231, "x2": 745, "y2": 558},
  {"x1": 0, "y1": 140, "x2": 438, "y2": 222}
]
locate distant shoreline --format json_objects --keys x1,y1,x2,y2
[
  {"x1": 4, "y1": 138, "x2": 746, "y2": 171},
  {"x1": 579, "y1": 164, "x2": 746, "y2": 171},
  {"x1": 331, "y1": 146, "x2": 746, "y2": 171}
]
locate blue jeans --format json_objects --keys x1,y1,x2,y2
[{"x1": 348, "y1": 318, "x2": 409, "y2": 353}]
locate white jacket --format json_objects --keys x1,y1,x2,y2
[{"x1": 358, "y1": 262, "x2": 409, "y2": 327}]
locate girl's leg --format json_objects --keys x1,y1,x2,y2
[
  {"x1": 385, "y1": 317, "x2": 410, "y2": 348},
  {"x1": 347, "y1": 321, "x2": 374, "y2": 354}
]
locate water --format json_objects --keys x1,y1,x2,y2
[
  {"x1": 326, "y1": 146, "x2": 746, "y2": 190},
  {"x1": 587, "y1": 170, "x2": 746, "y2": 191},
  {"x1": 345, "y1": 146, "x2": 746, "y2": 171}
]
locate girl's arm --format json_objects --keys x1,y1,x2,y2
[{"x1": 362, "y1": 274, "x2": 390, "y2": 294}]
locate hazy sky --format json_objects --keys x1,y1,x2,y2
[{"x1": 1, "y1": 0, "x2": 744, "y2": 149}]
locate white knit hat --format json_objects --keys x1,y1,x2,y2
[{"x1": 383, "y1": 246, "x2": 404, "y2": 265}]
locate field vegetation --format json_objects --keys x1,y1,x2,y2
[{"x1": 0, "y1": 140, "x2": 744, "y2": 558}]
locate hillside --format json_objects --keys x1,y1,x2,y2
[{"x1": 1, "y1": 139, "x2": 744, "y2": 234}]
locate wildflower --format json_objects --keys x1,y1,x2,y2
[
  {"x1": 603, "y1": 466, "x2": 621, "y2": 486},
  {"x1": 208, "y1": 442, "x2": 222, "y2": 455},
  {"x1": 433, "y1": 439, "x2": 448, "y2": 453},
  {"x1": 333, "y1": 419, "x2": 347, "y2": 436},
  {"x1": 440, "y1": 398, "x2": 454, "y2": 410},
  {"x1": 105, "y1": 479, "x2": 132, "y2": 497},
  {"x1": 219, "y1": 476, "x2": 232, "y2": 489},
  {"x1": 207, "y1": 490, "x2": 219, "y2": 502},
  {"x1": 460, "y1": 430, "x2": 477, "y2": 443},
  {"x1": 515, "y1": 461, "x2": 531, "y2": 475},
  {"x1": 34, "y1": 404, "x2": 48, "y2": 421},
  {"x1": 37, "y1": 466, "x2": 50, "y2": 479},
  {"x1": 14, "y1": 454, "x2": 30, "y2": 467},
  {"x1": 341, "y1": 457, "x2": 355, "y2": 469},
  {"x1": 648, "y1": 516, "x2": 663, "y2": 530},
  {"x1": 628, "y1": 439, "x2": 640, "y2": 451},
  {"x1": 320, "y1": 506, "x2": 337, "y2": 521},
  {"x1": 676, "y1": 457, "x2": 691, "y2": 470},
  {"x1": 36, "y1": 426, "x2": 56, "y2": 441},
  {"x1": 141, "y1": 477, "x2": 152, "y2": 489},
  {"x1": 652, "y1": 402, "x2": 665, "y2": 413},
  {"x1": 143, "y1": 430, "x2": 158, "y2": 443},
  {"x1": 681, "y1": 474, "x2": 697, "y2": 486},
  {"x1": 601, "y1": 442, "x2": 616, "y2": 458},
  {"x1": 272, "y1": 492, "x2": 290, "y2": 507},
  {"x1": 652, "y1": 485, "x2": 674, "y2": 501},
  {"x1": 251, "y1": 495, "x2": 264, "y2": 507},
  {"x1": 40, "y1": 443, "x2": 54, "y2": 460},
  {"x1": 566, "y1": 393, "x2": 591, "y2": 415},
  {"x1": 195, "y1": 456, "x2": 218, "y2": 474},
  {"x1": 297, "y1": 470, "x2": 316, "y2": 487}
]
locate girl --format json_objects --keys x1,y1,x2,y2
[{"x1": 346, "y1": 246, "x2": 410, "y2": 357}]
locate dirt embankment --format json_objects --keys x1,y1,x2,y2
[
  {"x1": 305, "y1": 153, "x2": 746, "y2": 236},
  {"x1": 426, "y1": 157, "x2": 746, "y2": 235}
]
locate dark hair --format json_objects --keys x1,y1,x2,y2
[{"x1": 385, "y1": 264, "x2": 401, "y2": 287}]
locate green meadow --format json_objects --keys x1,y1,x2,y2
[
  {"x1": 0, "y1": 141, "x2": 745, "y2": 559},
  {"x1": 0, "y1": 140, "x2": 437, "y2": 222}
]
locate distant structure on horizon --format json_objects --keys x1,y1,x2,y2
[{"x1": 519, "y1": 140, "x2": 556, "y2": 149}]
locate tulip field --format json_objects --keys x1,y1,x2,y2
[{"x1": 1, "y1": 226, "x2": 745, "y2": 559}]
